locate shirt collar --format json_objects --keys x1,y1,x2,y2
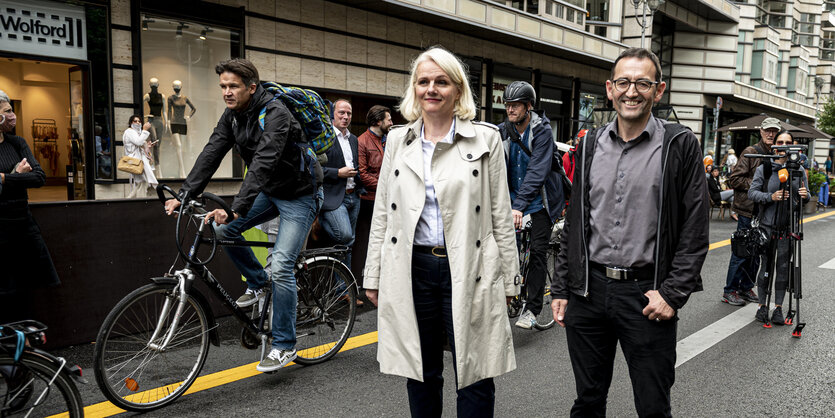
[
  {"x1": 420, "y1": 119, "x2": 456, "y2": 144},
  {"x1": 608, "y1": 114, "x2": 659, "y2": 144}
]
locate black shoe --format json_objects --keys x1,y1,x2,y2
[
  {"x1": 739, "y1": 289, "x2": 758, "y2": 303},
  {"x1": 771, "y1": 307, "x2": 785, "y2": 325},
  {"x1": 755, "y1": 306, "x2": 769, "y2": 323}
]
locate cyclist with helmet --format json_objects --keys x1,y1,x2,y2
[{"x1": 498, "y1": 81, "x2": 565, "y2": 329}]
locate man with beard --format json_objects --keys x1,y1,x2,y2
[
  {"x1": 354, "y1": 105, "x2": 392, "y2": 290},
  {"x1": 357, "y1": 105, "x2": 392, "y2": 203},
  {"x1": 497, "y1": 80, "x2": 564, "y2": 330},
  {"x1": 552, "y1": 48, "x2": 708, "y2": 417}
]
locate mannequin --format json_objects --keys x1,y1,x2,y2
[
  {"x1": 142, "y1": 77, "x2": 166, "y2": 177},
  {"x1": 167, "y1": 80, "x2": 196, "y2": 178}
]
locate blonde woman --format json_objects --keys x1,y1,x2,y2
[{"x1": 364, "y1": 47, "x2": 519, "y2": 417}]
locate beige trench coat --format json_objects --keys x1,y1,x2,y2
[{"x1": 364, "y1": 117, "x2": 520, "y2": 389}]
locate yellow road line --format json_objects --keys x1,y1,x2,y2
[
  {"x1": 73, "y1": 331, "x2": 378, "y2": 418},
  {"x1": 709, "y1": 210, "x2": 835, "y2": 251},
  {"x1": 64, "y1": 209, "x2": 835, "y2": 417}
]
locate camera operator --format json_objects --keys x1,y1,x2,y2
[{"x1": 748, "y1": 131, "x2": 809, "y2": 325}]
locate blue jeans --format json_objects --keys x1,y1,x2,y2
[
  {"x1": 216, "y1": 191, "x2": 320, "y2": 350},
  {"x1": 320, "y1": 191, "x2": 360, "y2": 266},
  {"x1": 723, "y1": 215, "x2": 759, "y2": 294}
]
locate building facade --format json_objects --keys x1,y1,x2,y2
[{"x1": 1, "y1": 0, "x2": 831, "y2": 202}]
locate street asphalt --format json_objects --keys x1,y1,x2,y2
[{"x1": 56, "y1": 209, "x2": 835, "y2": 417}]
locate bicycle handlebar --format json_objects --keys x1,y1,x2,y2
[
  {"x1": 155, "y1": 184, "x2": 235, "y2": 221},
  {"x1": 202, "y1": 192, "x2": 235, "y2": 221}
]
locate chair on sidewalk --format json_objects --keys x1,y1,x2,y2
[{"x1": 709, "y1": 198, "x2": 730, "y2": 220}]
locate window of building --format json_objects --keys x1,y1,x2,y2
[{"x1": 137, "y1": 14, "x2": 242, "y2": 180}]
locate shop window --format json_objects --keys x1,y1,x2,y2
[{"x1": 138, "y1": 14, "x2": 241, "y2": 180}]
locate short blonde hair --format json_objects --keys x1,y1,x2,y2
[{"x1": 398, "y1": 47, "x2": 477, "y2": 122}]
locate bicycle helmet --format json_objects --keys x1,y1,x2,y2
[{"x1": 503, "y1": 81, "x2": 536, "y2": 105}]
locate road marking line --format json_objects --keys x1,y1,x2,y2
[
  {"x1": 708, "y1": 210, "x2": 835, "y2": 251},
  {"x1": 674, "y1": 304, "x2": 757, "y2": 368},
  {"x1": 819, "y1": 257, "x2": 835, "y2": 269},
  {"x1": 70, "y1": 209, "x2": 835, "y2": 416},
  {"x1": 77, "y1": 331, "x2": 378, "y2": 418}
]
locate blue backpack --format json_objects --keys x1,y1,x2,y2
[{"x1": 258, "y1": 82, "x2": 335, "y2": 156}]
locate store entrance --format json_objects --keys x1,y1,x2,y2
[{"x1": 0, "y1": 58, "x2": 91, "y2": 202}]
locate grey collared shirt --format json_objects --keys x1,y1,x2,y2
[{"x1": 587, "y1": 115, "x2": 664, "y2": 268}]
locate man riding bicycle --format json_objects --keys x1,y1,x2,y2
[
  {"x1": 164, "y1": 58, "x2": 322, "y2": 372},
  {"x1": 497, "y1": 81, "x2": 565, "y2": 329}
]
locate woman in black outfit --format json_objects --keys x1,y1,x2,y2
[
  {"x1": 707, "y1": 165, "x2": 734, "y2": 205},
  {"x1": 0, "y1": 90, "x2": 60, "y2": 321}
]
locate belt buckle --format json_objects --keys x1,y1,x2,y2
[
  {"x1": 605, "y1": 266, "x2": 628, "y2": 281},
  {"x1": 431, "y1": 246, "x2": 447, "y2": 258}
]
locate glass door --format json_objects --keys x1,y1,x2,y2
[{"x1": 68, "y1": 65, "x2": 93, "y2": 200}]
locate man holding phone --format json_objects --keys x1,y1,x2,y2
[{"x1": 319, "y1": 99, "x2": 362, "y2": 268}]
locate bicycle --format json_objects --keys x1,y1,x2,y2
[
  {"x1": 507, "y1": 217, "x2": 563, "y2": 331},
  {"x1": 1, "y1": 320, "x2": 86, "y2": 417},
  {"x1": 92, "y1": 185, "x2": 357, "y2": 412}
]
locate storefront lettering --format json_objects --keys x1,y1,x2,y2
[
  {"x1": 0, "y1": 0, "x2": 87, "y2": 60},
  {"x1": 0, "y1": 16, "x2": 68, "y2": 38}
]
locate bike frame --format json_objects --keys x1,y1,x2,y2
[{"x1": 147, "y1": 207, "x2": 353, "y2": 355}]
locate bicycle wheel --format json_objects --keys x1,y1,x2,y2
[
  {"x1": 294, "y1": 258, "x2": 357, "y2": 365},
  {"x1": 94, "y1": 282, "x2": 210, "y2": 412},
  {"x1": 0, "y1": 351, "x2": 84, "y2": 417}
]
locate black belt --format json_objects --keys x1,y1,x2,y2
[
  {"x1": 589, "y1": 261, "x2": 654, "y2": 282},
  {"x1": 414, "y1": 245, "x2": 447, "y2": 258}
]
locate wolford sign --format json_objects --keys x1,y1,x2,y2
[{"x1": 0, "y1": 0, "x2": 87, "y2": 60}]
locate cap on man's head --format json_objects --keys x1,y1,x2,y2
[{"x1": 760, "y1": 117, "x2": 781, "y2": 130}]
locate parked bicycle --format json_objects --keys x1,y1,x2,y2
[
  {"x1": 92, "y1": 185, "x2": 357, "y2": 412},
  {"x1": 1, "y1": 319, "x2": 86, "y2": 417},
  {"x1": 507, "y1": 217, "x2": 564, "y2": 330}
]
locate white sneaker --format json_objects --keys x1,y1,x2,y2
[
  {"x1": 515, "y1": 310, "x2": 536, "y2": 329},
  {"x1": 236, "y1": 288, "x2": 265, "y2": 308},
  {"x1": 256, "y1": 348, "x2": 297, "y2": 372}
]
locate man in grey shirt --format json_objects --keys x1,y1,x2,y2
[{"x1": 551, "y1": 48, "x2": 709, "y2": 417}]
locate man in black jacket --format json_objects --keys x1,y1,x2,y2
[
  {"x1": 551, "y1": 48, "x2": 708, "y2": 417},
  {"x1": 497, "y1": 81, "x2": 564, "y2": 330},
  {"x1": 164, "y1": 58, "x2": 322, "y2": 373}
]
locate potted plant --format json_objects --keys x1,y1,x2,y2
[{"x1": 806, "y1": 170, "x2": 827, "y2": 213}]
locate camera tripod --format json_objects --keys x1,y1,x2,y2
[
  {"x1": 759, "y1": 165, "x2": 805, "y2": 337},
  {"x1": 744, "y1": 144, "x2": 808, "y2": 337}
]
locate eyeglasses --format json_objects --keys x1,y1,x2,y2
[{"x1": 612, "y1": 78, "x2": 659, "y2": 93}]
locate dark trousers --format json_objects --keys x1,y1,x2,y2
[
  {"x1": 522, "y1": 209, "x2": 553, "y2": 315},
  {"x1": 407, "y1": 251, "x2": 495, "y2": 418},
  {"x1": 757, "y1": 236, "x2": 791, "y2": 306},
  {"x1": 565, "y1": 268, "x2": 677, "y2": 418},
  {"x1": 724, "y1": 215, "x2": 759, "y2": 294}
]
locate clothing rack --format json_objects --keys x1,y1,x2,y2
[
  {"x1": 32, "y1": 119, "x2": 58, "y2": 142},
  {"x1": 32, "y1": 119, "x2": 60, "y2": 176}
]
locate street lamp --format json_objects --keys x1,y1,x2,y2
[
  {"x1": 632, "y1": 0, "x2": 666, "y2": 49},
  {"x1": 814, "y1": 76, "x2": 824, "y2": 129}
]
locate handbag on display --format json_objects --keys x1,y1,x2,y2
[
  {"x1": 730, "y1": 218, "x2": 769, "y2": 258},
  {"x1": 117, "y1": 155, "x2": 144, "y2": 175}
]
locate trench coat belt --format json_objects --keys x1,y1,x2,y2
[
  {"x1": 413, "y1": 245, "x2": 447, "y2": 258},
  {"x1": 589, "y1": 261, "x2": 654, "y2": 281}
]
